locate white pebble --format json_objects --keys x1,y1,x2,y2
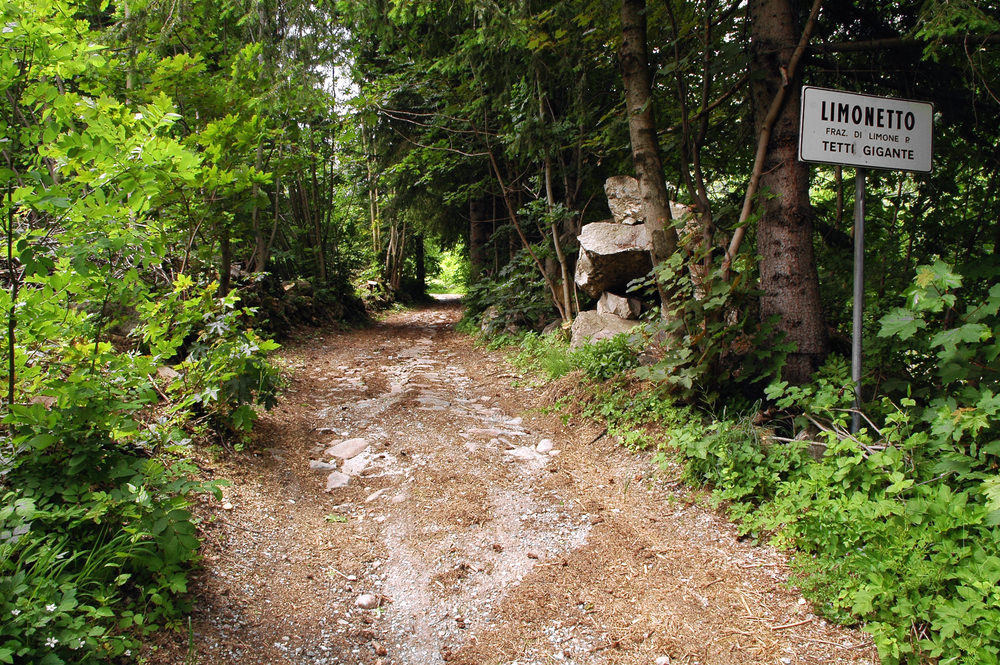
[{"x1": 355, "y1": 594, "x2": 378, "y2": 610}]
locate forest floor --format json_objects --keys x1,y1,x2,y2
[{"x1": 147, "y1": 297, "x2": 879, "y2": 665}]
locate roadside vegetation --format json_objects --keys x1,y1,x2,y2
[{"x1": 474, "y1": 257, "x2": 1000, "y2": 664}]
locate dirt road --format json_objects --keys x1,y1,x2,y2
[{"x1": 150, "y1": 298, "x2": 877, "y2": 665}]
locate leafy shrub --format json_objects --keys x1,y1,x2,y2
[
  {"x1": 0, "y1": 330, "x2": 227, "y2": 663},
  {"x1": 702, "y1": 261, "x2": 1000, "y2": 664},
  {"x1": 463, "y1": 246, "x2": 557, "y2": 334},
  {"x1": 0, "y1": 276, "x2": 271, "y2": 664},
  {"x1": 635, "y1": 252, "x2": 792, "y2": 405},
  {"x1": 0, "y1": 465, "x2": 220, "y2": 664},
  {"x1": 490, "y1": 331, "x2": 574, "y2": 379},
  {"x1": 489, "y1": 327, "x2": 642, "y2": 384},
  {"x1": 136, "y1": 276, "x2": 281, "y2": 439},
  {"x1": 0, "y1": 7, "x2": 280, "y2": 660},
  {"x1": 573, "y1": 334, "x2": 641, "y2": 382},
  {"x1": 671, "y1": 408, "x2": 813, "y2": 524},
  {"x1": 581, "y1": 383, "x2": 697, "y2": 452}
]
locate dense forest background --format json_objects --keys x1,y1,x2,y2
[{"x1": 1, "y1": 0, "x2": 999, "y2": 663}]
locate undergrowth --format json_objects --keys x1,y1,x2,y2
[{"x1": 1, "y1": 280, "x2": 280, "y2": 664}]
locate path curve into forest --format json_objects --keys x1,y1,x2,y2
[{"x1": 148, "y1": 298, "x2": 878, "y2": 665}]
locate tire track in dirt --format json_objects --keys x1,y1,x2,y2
[{"x1": 149, "y1": 298, "x2": 878, "y2": 665}]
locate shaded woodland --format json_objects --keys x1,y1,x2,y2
[{"x1": 1, "y1": 0, "x2": 999, "y2": 663}]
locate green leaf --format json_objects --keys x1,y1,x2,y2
[
  {"x1": 930, "y1": 323, "x2": 991, "y2": 351},
  {"x1": 878, "y1": 307, "x2": 926, "y2": 340}
]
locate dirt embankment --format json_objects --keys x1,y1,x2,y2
[{"x1": 148, "y1": 298, "x2": 877, "y2": 665}]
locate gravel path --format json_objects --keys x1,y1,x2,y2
[{"x1": 147, "y1": 298, "x2": 879, "y2": 665}]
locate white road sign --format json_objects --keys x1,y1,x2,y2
[{"x1": 799, "y1": 86, "x2": 933, "y2": 173}]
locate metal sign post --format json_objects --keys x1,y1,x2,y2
[
  {"x1": 799, "y1": 87, "x2": 933, "y2": 433},
  {"x1": 851, "y1": 169, "x2": 866, "y2": 434}
]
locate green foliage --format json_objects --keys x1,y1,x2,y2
[
  {"x1": 582, "y1": 385, "x2": 695, "y2": 452},
  {"x1": 672, "y1": 409, "x2": 813, "y2": 525},
  {"x1": 463, "y1": 247, "x2": 556, "y2": 334},
  {"x1": 426, "y1": 243, "x2": 470, "y2": 294},
  {"x1": 136, "y1": 276, "x2": 282, "y2": 439},
  {"x1": 635, "y1": 250, "x2": 792, "y2": 405},
  {"x1": 0, "y1": 466, "x2": 221, "y2": 664},
  {"x1": 688, "y1": 262, "x2": 1000, "y2": 664},
  {"x1": 489, "y1": 331, "x2": 572, "y2": 379},
  {"x1": 572, "y1": 334, "x2": 641, "y2": 382},
  {"x1": 0, "y1": 3, "x2": 282, "y2": 662},
  {"x1": 488, "y1": 328, "x2": 640, "y2": 384}
]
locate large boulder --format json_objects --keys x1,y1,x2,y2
[
  {"x1": 574, "y1": 222, "x2": 652, "y2": 298},
  {"x1": 604, "y1": 175, "x2": 693, "y2": 226},
  {"x1": 570, "y1": 310, "x2": 641, "y2": 349},
  {"x1": 597, "y1": 292, "x2": 642, "y2": 320},
  {"x1": 604, "y1": 176, "x2": 644, "y2": 225}
]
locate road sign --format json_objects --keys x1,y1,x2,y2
[
  {"x1": 799, "y1": 86, "x2": 934, "y2": 173},
  {"x1": 799, "y1": 87, "x2": 934, "y2": 432}
]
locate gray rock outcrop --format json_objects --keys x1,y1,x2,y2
[
  {"x1": 596, "y1": 292, "x2": 642, "y2": 320},
  {"x1": 569, "y1": 310, "x2": 640, "y2": 349},
  {"x1": 574, "y1": 222, "x2": 652, "y2": 298},
  {"x1": 604, "y1": 175, "x2": 693, "y2": 227},
  {"x1": 604, "y1": 176, "x2": 644, "y2": 225}
]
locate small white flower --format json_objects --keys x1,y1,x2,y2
[
  {"x1": 45, "y1": 637, "x2": 58, "y2": 647},
  {"x1": 70, "y1": 640, "x2": 82, "y2": 650},
  {"x1": 45, "y1": 604, "x2": 56, "y2": 612},
  {"x1": 10, "y1": 608, "x2": 20, "y2": 616},
  {"x1": 124, "y1": 649, "x2": 131, "y2": 656}
]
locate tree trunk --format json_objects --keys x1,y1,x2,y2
[
  {"x1": 362, "y1": 118, "x2": 381, "y2": 255},
  {"x1": 620, "y1": 0, "x2": 678, "y2": 313},
  {"x1": 298, "y1": 179, "x2": 327, "y2": 284},
  {"x1": 250, "y1": 141, "x2": 269, "y2": 273},
  {"x1": 538, "y1": 70, "x2": 574, "y2": 324},
  {"x1": 415, "y1": 233, "x2": 426, "y2": 293},
  {"x1": 218, "y1": 225, "x2": 232, "y2": 295},
  {"x1": 750, "y1": 0, "x2": 829, "y2": 383}
]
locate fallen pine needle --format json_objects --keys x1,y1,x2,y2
[
  {"x1": 722, "y1": 628, "x2": 752, "y2": 637},
  {"x1": 771, "y1": 617, "x2": 813, "y2": 631},
  {"x1": 738, "y1": 592, "x2": 754, "y2": 617}
]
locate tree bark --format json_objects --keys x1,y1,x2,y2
[
  {"x1": 620, "y1": 0, "x2": 678, "y2": 313},
  {"x1": 250, "y1": 141, "x2": 268, "y2": 273},
  {"x1": 415, "y1": 233, "x2": 426, "y2": 293},
  {"x1": 218, "y1": 225, "x2": 232, "y2": 295},
  {"x1": 750, "y1": 0, "x2": 829, "y2": 383},
  {"x1": 538, "y1": 70, "x2": 574, "y2": 324}
]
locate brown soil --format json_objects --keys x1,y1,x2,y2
[{"x1": 147, "y1": 297, "x2": 878, "y2": 665}]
